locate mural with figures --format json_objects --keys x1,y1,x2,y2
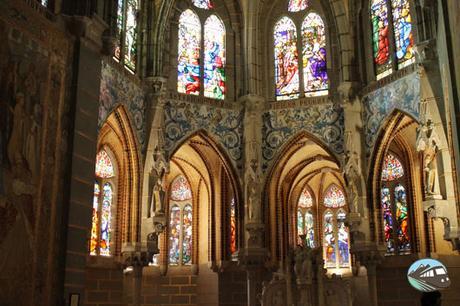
[
  {"x1": 363, "y1": 72, "x2": 420, "y2": 155},
  {"x1": 164, "y1": 101, "x2": 244, "y2": 168},
  {"x1": 99, "y1": 59, "x2": 146, "y2": 148},
  {"x1": 262, "y1": 103, "x2": 344, "y2": 171},
  {"x1": 0, "y1": 1, "x2": 72, "y2": 304}
]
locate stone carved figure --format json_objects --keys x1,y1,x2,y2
[
  {"x1": 149, "y1": 146, "x2": 168, "y2": 216},
  {"x1": 416, "y1": 120, "x2": 440, "y2": 197},
  {"x1": 247, "y1": 160, "x2": 262, "y2": 222}
]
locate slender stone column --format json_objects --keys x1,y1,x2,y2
[{"x1": 121, "y1": 243, "x2": 150, "y2": 306}]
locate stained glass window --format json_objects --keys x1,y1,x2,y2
[
  {"x1": 95, "y1": 150, "x2": 115, "y2": 178},
  {"x1": 323, "y1": 184, "x2": 346, "y2": 208},
  {"x1": 381, "y1": 151, "x2": 411, "y2": 255},
  {"x1": 124, "y1": 0, "x2": 138, "y2": 71},
  {"x1": 299, "y1": 188, "x2": 313, "y2": 208},
  {"x1": 391, "y1": 0, "x2": 414, "y2": 68},
  {"x1": 169, "y1": 205, "x2": 181, "y2": 265},
  {"x1": 288, "y1": 0, "x2": 309, "y2": 12},
  {"x1": 304, "y1": 211, "x2": 315, "y2": 248},
  {"x1": 100, "y1": 183, "x2": 112, "y2": 256},
  {"x1": 170, "y1": 175, "x2": 192, "y2": 201},
  {"x1": 371, "y1": 0, "x2": 392, "y2": 78},
  {"x1": 230, "y1": 198, "x2": 237, "y2": 254},
  {"x1": 274, "y1": 17, "x2": 300, "y2": 100},
  {"x1": 193, "y1": 0, "x2": 213, "y2": 9},
  {"x1": 381, "y1": 154, "x2": 404, "y2": 181},
  {"x1": 323, "y1": 211, "x2": 336, "y2": 267},
  {"x1": 297, "y1": 209, "x2": 305, "y2": 245},
  {"x1": 182, "y1": 205, "x2": 193, "y2": 265},
  {"x1": 204, "y1": 15, "x2": 226, "y2": 99},
  {"x1": 302, "y1": 13, "x2": 328, "y2": 96},
  {"x1": 337, "y1": 210, "x2": 350, "y2": 267},
  {"x1": 177, "y1": 10, "x2": 201, "y2": 95},
  {"x1": 115, "y1": 0, "x2": 124, "y2": 60},
  {"x1": 90, "y1": 182, "x2": 100, "y2": 255},
  {"x1": 40, "y1": 0, "x2": 48, "y2": 6}
]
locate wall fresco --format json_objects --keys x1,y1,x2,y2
[
  {"x1": 99, "y1": 58, "x2": 146, "y2": 149},
  {"x1": 262, "y1": 103, "x2": 344, "y2": 171},
  {"x1": 164, "y1": 101, "x2": 244, "y2": 168},
  {"x1": 363, "y1": 72, "x2": 420, "y2": 155}
]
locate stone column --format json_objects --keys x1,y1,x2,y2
[{"x1": 122, "y1": 243, "x2": 150, "y2": 306}]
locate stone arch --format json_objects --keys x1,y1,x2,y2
[
  {"x1": 264, "y1": 131, "x2": 348, "y2": 269},
  {"x1": 96, "y1": 105, "x2": 142, "y2": 254}
]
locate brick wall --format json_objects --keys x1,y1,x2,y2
[{"x1": 85, "y1": 267, "x2": 124, "y2": 306}]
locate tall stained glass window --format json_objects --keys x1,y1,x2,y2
[
  {"x1": 178, "y1": 10, "x2": 201, "y2": 96},
  {"x1": 288, "y1": 0, "x2": 309, "y2": 12},
  {"x1": 90, "y1": 150, "x2": 116, "y2": 256},
  {"x1": 274, "y1": 17, "x2": 300, "y2": 100},
  {"x1": 168, "y1": 175, "x2": 193, "y2": 265},
  {"x1": 297, "y1": 187, "x2": 315, "y2": 247},
  {"x1": 381, "y1": 153, "x2": 411, "y2": 255},
  {"x1": 230, "y1": 198, "x2": 237, "y2": 255},
  {"x1": 204, "y1": 15, "x2": 226, "y2": 99},
  {"x1": 302, "y1": 13, "x2": 328, "y2": 95},
  {"x1": 370, "y1": 0, "x2": 414, "y2": 79},
  {"x1": 193, "y1": 0, "x2": 213, "y2": 9},
  {"x1": 115, "y1": 0, "x2": 139, "y2": 72},
  {"x1": 273, "y1": 8, "x2": 329, "y2": 100},
  {"x1": 322, "y1": 184, "x2": 350, "y2": 268},
  {"x1": 177, "y1": 6, "x2": 226, "y2": 100}
]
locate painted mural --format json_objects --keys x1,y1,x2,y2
[
  {"x1": 99, "y1": 58, "x2": 146, "y2": 148},
  {"x1": 363, "y1": 72, "x2": 420, "y2": 155},
  {"x1": 262, "y1": 103, "x2": 344, "y2": 171},
  {"x1": 0, "y1": 1, "x2": 72, "y2": 304},
  {"x1": 164, "y1": 101, "x2": 244, "y2": 168}
]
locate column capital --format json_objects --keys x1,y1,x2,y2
[
  {"x1": 424, "y1": 199, "x2": 460, "y2": 249},
  {"x1": 121, "y1": 242, "x2": 150, "y2": 268},
  {"x1": 144, "y1": 76, "x2": 168, "y2": 98}
]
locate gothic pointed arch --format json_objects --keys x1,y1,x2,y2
[
  {"x1": 90, "y1": 105, "x2": 142, "y2": 257},
  {"x1": 265, "y1": 132, "x2": 350, "y2": 272}
]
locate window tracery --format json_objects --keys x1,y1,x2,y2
[
  {"x1": 274, "y1": 7, "x2": 328, "y2": 100},
  {"x1": 90, "y1": 150, "x2": 116, "y2": 256},
  {"x1": 381, "y1": 153, "x2": 411, "y2": 255},
  {"x1": 177, "y1": 7, "x2": 226, "y2": 100},
  {"x1": 370, "y1": 0, "x2": 414, "y2": 79},
  {"x1": 168, "y1": 175, "x2": 193, "y2": 265}
]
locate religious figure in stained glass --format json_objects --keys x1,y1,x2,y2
[
  {"x1": 177, "y1": 10, "x2": 201, "y2": 95},
  {"x1": 90, "y1": 182, "x2": 100, "y2": 255},
  {"x1": 302, "y1": 13, "x2": 328, "y2": 95},
  {"x1": 391, "y1": 0, "x2": 414, "y2": 68},
  {"x1": 100, "y1": 183, "x2": 113, "y2": 256},
  {"x1": 193, "y1": 0, "x2": 213, "y2": 9},
  {"x1": 298, "y1": 188, "x2": 313, "y2": 208},
  {"x1": 170, "y1": 175, "x2": 192, "y2": 201},
  {"x1": 323, "y1": 184, "x2": 346, "y2": 208},
  {"x1": 297, "y1": 187, "x2": 315, "y2": 247},
  {"x1": 182, "y1": 205, "x2": 193, "y2": 265},
  {"x1": 323, "y1": 211, "x2": 336, "y2": 267},
  {"x1": 115, "y1": 0, "x2": 124, "y2": 60},
  {"x1": 204, "y1": 15, "x2": 226, "y2": 100},
  {"x1": 337, "y1": 210, "x2": 350, "y2": 267},
  {"x1": 381, "y1": 152, "x2": 411, "y2": 255},
  {"x1": 371, "y1": 0, "x2": 392, "y2": 78},
  {"x1": 288, "y1": 0, "x2": 309, "y2": 12},
  {"x1": 230, "y1": 198, "x2": 237, "y2": 254},
  {"x1": 169, "y1": 205, "x2": 181, "y2": 264},
  {"x1": 304, "y1": 211, "x2": 315, "y2": 248},
  {"x1": 124, "y1": 0, "x2": 138, "y2": 71},
  {"x1": 274, "y1": 17, "x2": 300, "y2": 100}
]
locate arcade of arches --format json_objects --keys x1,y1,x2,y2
[{"x1": 1, "y1": 0, "x2": 460, "y2": 306}]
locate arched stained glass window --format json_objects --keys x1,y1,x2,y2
[
  {"x1": 193, "y1": 0, "x2": 213, "y2": 9},
  {"x1": 230, "y1": 198, "x2": 237, "y2": 254},
  {"x1": 337, "y1": 210, "x2": 350, "y2": 267},
  {"x1": 169, "y1": 205, "x2": 181, "y2": 265},
  {"x1": 115, "y1": 0, "x2": 139, "y2": 72},
  {"x1": 288, "y1": 0, "x2": 309, "y2": 12},
  {"x1": 323, "y1": 184, "x2": 346, "y2": 208},
  {"x1": 299, "y1": 188, "x2": 313, "y2": 208},
  {"x1": 370, "y1": 0, "x2": 414, "y2": 79},
  {"x1": 382, "y1": 154, "x2": 404, "y2": 181},
  {"x1": 304, "y1": 210, "x2": 315, "y2": 248},
  {"x1": 391, "y1": 0, "x2": 414, "y2": 68},
  {"x1": 381, "y1": 152, "x2": 411, "y2": 254},
  {"x1": 302, "y1": 13, "x2": 328, "y2": 95},
  {"x1": 91, "y1": 150, "x2": 116, "y2": 256},
  {"x1": 95, "y1": 150, "x2": 115, "y2": 178},
  {"x1": 178, "y1": 9, "x2": 201, "y2": 95},
  {"x1": 204, "y1": 15, "x2": 226, "y2": 100},
  {"x1": 169, "y1": 175, "x2": 193, "y2": 265},
  {"x1": 274, "y1": 17, "x2": 300, "y2": 100},
  {"x1": 323, "y1": 211, "x2": 336, "y2": 267},
  {"x1": 171, "y1": 175, "x2": 192, "y2": 201}
]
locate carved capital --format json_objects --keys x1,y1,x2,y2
[
  {"x1": 145, "y1": 76, "x2": 168, "y2": 97},
  {"x1": 121, "y1": 242, "x2": 150, "y2": 269},
  {"x1": 424, "y1": 199, "x2": 460, "y2": 249}
]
